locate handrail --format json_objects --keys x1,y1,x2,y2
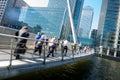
[
  {"x1": 0, "y1": 33, "x2": 80, "y2": 70},
  {"x1": 0, "y1": 33, "x2": 59, "y2": 44},
  {"x1": 0, "y1": 33, "x2": 34, "y2": 41}
]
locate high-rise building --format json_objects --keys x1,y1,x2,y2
[
  {"x1": 97, "y1": 0, "x2": 120, "y2": 49},
  {"x1": 60, "y1": 0, "x2": 84, "y2": 41},
  {"x1": 1, "y1": 0, "x2": 84, "y2": 40},
  {"x1": 18, "y1": 0, "x2": 66, "y2": 37},
  {"x1": 1, "y1": 0, "x2": 23, "y2": 27},
  {"x1": 78, "y1": 6, "x2": 94, "y2": 38},
  {"x1": 0, "y1": 0, "x2": 8, "y2": 24},
  {"x1": 91, "y1": 29, "x2": 97, "y2": 47}
]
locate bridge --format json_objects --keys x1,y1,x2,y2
[{"x1": 0, "y1": 32, "x2": 94, "y2": 80}]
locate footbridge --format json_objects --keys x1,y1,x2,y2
[{"x1": 0, "y1": 33, "x2": 94, "y2": 80}]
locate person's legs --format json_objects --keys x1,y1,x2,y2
[
  {"x1": 64, "y1": 46, "x2": 68, "y2": 56},
  {"x1": 16, "y1": 54, "x2": 20, "y2": 59},
  {"x1": 33, "y1": 47, "x2": 38, "y2": 53},
  {"x1": 47, "y1": 46, "x2": 51, "y2": 57},
  {"x1": 51, "y1": 46, "x2": 55, "y2": 57},
  {"x1": 38, "y1": 46, "x2": 42, "y2": 56}
]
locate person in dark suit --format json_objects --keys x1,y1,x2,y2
[{"x1": 14, "y1": 26, "x2": 29, "y2": 59}]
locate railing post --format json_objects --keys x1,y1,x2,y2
[
  {"x1": 61, "y1": 43, "x2": 64, "y2": 61},
  {"x1": 43, "y1": 44, "x2": 46, "y2": 64},
  {"x1": 99, "y1": 46, "x2": 103, "y2": 56},
  {"x1": 107, "y1": 47, "x2": 110, "y2": 55},
  {"x1": 8, "y1": 38, "x2": 14, "y2": 70},
  {"x1": 114, "y1": 48, "x2": 117, "y2": 57},
  {"x1": 72, "y1": 45, "x2": 74, "y2": 59}
]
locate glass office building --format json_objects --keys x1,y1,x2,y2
[
  {"x1": 98, "y1": 0, "x2": 120, "y2": 48},
  {"x1": 61, "y1": 0, "x2": 84, "y2": 41},
  {"x1": 1, "y1": 0, "x2": 84, "y2": 40},
  {"x1": 78, "y1": 6, "x2": 93, "y2": 38},
  {"x1": 0, "y1": 0, "x2": 8, "y2": 24},
  {"x1": 19, "y1": 7, "x2": 65, "y2": 37}
]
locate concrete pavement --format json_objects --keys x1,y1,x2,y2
[{"x1": 0, "y1": 49, "x2": 94, "y2": 80}]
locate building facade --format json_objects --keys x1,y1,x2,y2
[
  {"x1": 1, "y1": 0, "x2": 84, "y2": 40},
  {"x1": 0, "y1": 0, "x2": 8, "y2": 24},
  {"x1": 60, "y1": 0, "x2": 84, "y2": 41},
  {"x1": 1, "y1": 0, "x2": 23, "y2": 28},
  {"x1": 91, "y1": 29, "x2": 97, "y2": 47},
  {"x1": 78, "y1": 6, "x2": 94, "y2": 38},
  {"x1": 97, "y1": 0, "x2": 120, "y2": 49}
]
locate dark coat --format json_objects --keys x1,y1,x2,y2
[
  {"x1": 15, "y1": 31, "x2": 29, "y2": 44},
  {"x1": 14, "y1": 31, "x2": 29, "y2": 54}
]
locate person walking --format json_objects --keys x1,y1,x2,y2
[
  {"x1": 46, "y1": 37, "x2": 56, "y2": 57},
  {"x1": 62, "y1": 39, "x2": 69, "y2": 56},
  {"x1": 14, "y1": 26, "x2": 29, "y2": 59},
  {"x1": 33, "y1": 32, "x2": 43, "y2": 56}
]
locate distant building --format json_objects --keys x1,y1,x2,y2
[
  {"x1": 0, "y1": 0, "x2": 8, "y2": 24},
  {"x1": 91, "y1": 29, "x2": 97, "y2": 47},
  {"x1": 0, "y1": 0, "x2": 84, "y2": 40},
  {"x1": 78, "y1": 6, "x2": 94, "y2": 38},
  {"x1": 97, "y1": 0, "x2": 120, "y2": 49},
  {"x1": 61, "y1": 0, "x2": 84, "y2": 41},
  {"x1": 1, "y1": 0, "x2": 22, "y2": 28}
]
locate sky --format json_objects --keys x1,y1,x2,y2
[{"x1": 83, "y1": 0, "x2": 102, "y2": 29}]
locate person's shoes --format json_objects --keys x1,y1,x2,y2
[
  {"x1": 14, "y1": 54, "x2": 16, "y2": 56},
  {"x1": 39, "y1": 53, "x2": 41, "y2": 56},
  {"x1": 16, "y1": 55, "x2": 21, "y2": 59},
  {"x1": 52, "y1": 55, "x2": 55, "y2": 57},
  {"x1": 46, "y1": 55, "x2": 49, "y2": 57}
]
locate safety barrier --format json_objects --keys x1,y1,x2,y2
[
  {"x1": 0, "y1": 33, "x2": 85, "y2": 70},
  {"x1": 97, "y1": 46, "x2": 120, "y2": 58}
]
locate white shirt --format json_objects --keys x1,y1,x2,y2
[{"x1": 63, "y1": 40, "x2": 69, "y2": 46}]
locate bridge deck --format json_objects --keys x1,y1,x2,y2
[{"x1": 0, "y1": 49, "x2": 94, "y2": 79}]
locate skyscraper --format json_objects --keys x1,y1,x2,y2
[
  {"x1": 1, "y1": 0, "x2": 24, "y2": 27},
  {"x1": 0, "y1": 0, "x2": 8, "y2": 24},
  {"x1": 1, "y1": 0, "x2": 84, "y2": 40},
  {"x1": 97, "y1": 0, "x2": 120, "y2": 49},
  {"x1": 60, "y1": 0, "x2": 84, "y2": 41},
  {"x1": 78, "y1": 6, "x2": 94, "y2": 38}
]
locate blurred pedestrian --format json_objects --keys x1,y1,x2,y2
[{"x1": 14, "y1": 26, "x2": 29, "y2": 59}]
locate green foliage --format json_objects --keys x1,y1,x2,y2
[{"x1": 33, "y1": 24, "x2": 42, "y2": 33}]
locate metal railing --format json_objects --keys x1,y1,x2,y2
[
  {"x1": 0, "y1": 33, "x2": 81, "y2": 70},
  {"x1": 97, "y1": 46, "x2": 120, "y2": 58}
]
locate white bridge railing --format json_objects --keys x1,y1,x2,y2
[{"x1": 0, "y1": 33, "x2": 94, "y2": 70}]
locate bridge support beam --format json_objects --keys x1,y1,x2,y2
[{"x1": 66, "y1": 0, "x2": 78, "y2": 44}]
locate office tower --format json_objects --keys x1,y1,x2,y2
[
  {"x1": 78, "y1": 6, "x2": 94, "y2": 38},
  {"x1": 97, "y1": 0, "x2": 120, "y2": 49},
  {"x1": 1, "y1": 0, "x2": 84, "y2": 39},
  {"x1": 60, "y1": 0, "x2": 84, "y2": 41},
  {"x1": 0, "y1": 0, "x2": 8, "y2": 24},
  {"x1": 91, "y1": 29, "x2": 97, "y2": 47},
  {"x1": 18, "y1": 0, "x2": 65, "y2": 37},
  {"x1": 1, "y1": 0, "x2": 23, "y2": 28}
]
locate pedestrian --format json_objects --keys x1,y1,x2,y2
[
  {"x1": 62, "y1": 39, "x2": 69, "y2": 56},
  {"x1": 14, "y1": 26, "x2": 29, "y2": 59},
  {"x1": 33, "y1": 32, "x2": 43, "y2": 56},
  {"x1": 46, "y1": 37, "x2": 56, "y2": 57}
]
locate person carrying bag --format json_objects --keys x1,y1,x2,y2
[{"x1": 14, "y1": 26, "x2": 29, "y2": 59}]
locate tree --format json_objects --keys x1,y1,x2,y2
[{"x1": 33, "y1": 24, "x2": 42, "y2": 33}]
